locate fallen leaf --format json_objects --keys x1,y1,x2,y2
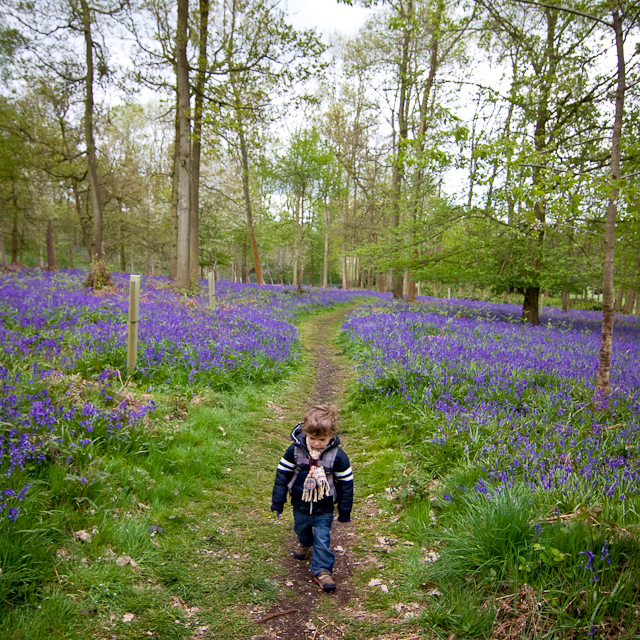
[
  {"x1": 173, "y1": 487, "x2": 180, "y2": 496},
  {"x1": 285, "y1": 580, "x2": 294, "y2": 587},
  {"x1": 74, "y1": 530, "x2": 92, "y2": 543},
  {"x1": 305, "y1": 621, "x2": 316, "y2": 631},
  {"x1": 122, "y1": 612, "x2": 134, "y2": 623},
  {"x1": 380, "y1": 584, "x2": 389, "y2": 593},
  {"x1": 334, "y1": 545, "x2": 344, "y2": 553},
  {"x1": 368, "y1": 579, "x2": 384, "y2": 587}
]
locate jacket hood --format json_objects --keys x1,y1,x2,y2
[{"x1": 290, "y1": 423, "x2": 340, "y2": 451}]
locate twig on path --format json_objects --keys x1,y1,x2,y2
[
  {"x1": 311, "y1": 623, "x2": 329, "y2": 640},
  {"x1": 255, "y1": 608, "x2": 297, "y2": 623},
  {"x1": 317, "y1": 617, "x2": 345, "y2": 634}
]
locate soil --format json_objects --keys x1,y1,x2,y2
[{"x1": 251, "y1": 308, "x2": 360, "y2": 640}]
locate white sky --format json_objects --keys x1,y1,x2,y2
[{"x1": 283, "y1": 0, "x2": 372, "y2": 37}]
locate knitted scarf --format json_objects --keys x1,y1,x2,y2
[{"x1": 301, "y1": 446, "x2": 331, "y2": 507}]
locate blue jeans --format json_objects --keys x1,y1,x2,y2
[{"x1": 293, "y1": 511, "x2": 335, "y2": 576}]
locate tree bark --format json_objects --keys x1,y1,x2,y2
[
  {"x1": 622, "y1": 288, "x2": 636, "y2": 315},
  {"x1": 298, "y1": 189, "x2": 306, "y2": 289},
  {"x1": 169, "y1": 97, "x2": 179, "y2": 281},
  {"x1": 190, "y1": 0, "x2": 210, "y2": 284},
  {"x1": 322, "y1": 199, "x2": 330, "y2": 288},
  {"x1": 342, "y1": 241, "x2": 349, "y2": 290},
  {"x1": 292, "y1": 192, "x2": 300, "y2": 286},
  {"x1": 79, "y1": 0, "x2": 104, "y2": 262},
  {"x1": 522, "y1": 287, "x2": 540, "y2": 325},
  {"x1": 237, "y1": 121, "x2": 264, "y2": 285},
  {"x1": 390, "y1": 0, "x2": 413, "y2": 300},
  {"x1": 119, "y1": 222, "x2": 126, "y2": 272},
  {"x1": 176, "y1": 0, "x2": 191, "y2": 289},
  {"x1": 561, "y1": 288, "x2": 570, "y2": 312},
  {"x1": 595, "y1": 10, "x2": 625, "y2": 406},
  {"x1": 46, "y1": 220, "x2": 56, "y2": 270}
]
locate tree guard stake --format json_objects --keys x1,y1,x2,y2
[
  {"x1": 208, "y1": 271, "x2": 216, "y2": 309},
  {"x1": 127, "y1": 274, "x2": 141, "y2": 375}
]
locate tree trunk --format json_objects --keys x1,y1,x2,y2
[
  {"x1": 0, "y1": 233, "x2": 5, "y2": 264},
  {"x1": 189, "y1": 0, "x2": 210, "y2": 285},
  {"x1": 72, "y1": 184, "x2": 91, "y2": 259},
  {"x1": 614, "y1": 286, "x2": 624, "y2": 312},
  {"x1": 595, "y1": 10, "x2": 625, "y2": 406},
  {"x1": 169, "y1": 95, "x2": 179, "y2": 281},
  {"x1": 80, "y1": 0, "x2": 104, "y2": 262},
  {"x1": 176, "y1": 0, "x2": 191, "y2": 289},
  {"x1": 561, "y1": 288, "x2": 570, "y2": 312},
  {"x1": 237, "y1": 122, "x2": 264, "y2": 285},
  {"x1": 118, "y1": 212, "x2": 126, "y2": 271},
  {"x1": 342, "y1": 241, "x2": 348, "y2": 290},
  {"x1": 46, "y1": 220, "x2": 56, "y2": 270},
  {"x1": 292, "y1": 192, "x2": 300, "y2": 286},
  {"x1": 322, "y1": 200, "x2": 330, "y2": 288},
  {"x1": 390, "y1": 0, "x2": 413, "y2": 300},
  {"x1": 11, "y1": 185, "x2": 18, "y2": 264},
  {"x1": 522, "y1": 287, "x2": 540, "y2": 325},
  {"x1": 298, "y1": 190, "x2": 306, "y2": 289},
  {"x1": 622, "y1": 287, "x2": 636, "y2": 315}
]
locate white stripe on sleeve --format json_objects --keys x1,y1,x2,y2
[
  {"x1": 279, "y1": 457, "x2": 295, "y2": 468},
  {"x1": 334, "y1": 466, "x2": 353, "y2": 478}
]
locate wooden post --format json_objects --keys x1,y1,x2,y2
[
  {"x1": 127, "y1": 275, "x2": 141, "y2": 375},
  {"x1": 208, "y1": 271, "x2": 216, "y2": 308}
]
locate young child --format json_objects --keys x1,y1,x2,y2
[{"x1": 271, "y1": 404, "x2": 353, "y2": 592}]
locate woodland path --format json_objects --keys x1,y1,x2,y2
[{"x1": 200, "y1": 305, "x2": 412, "y2": 640}]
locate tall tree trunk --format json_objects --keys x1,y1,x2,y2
[
  {"x1": 169, "y1": 95, "x2": 179, "y2": 281},
  {"x1": 176, "y1": 0, "x2": 191, "y2": 289},
  {"x1": 390, "y1": 0, "x2": 413, "y2": 300},
  {"x1": 522, "y1": 9, "x2": 557, "y2": 326},
  {"x1": 298, "y1": 189, "x2": 306, "y2": 290},
  {"x1": 322, "y1": 199, "x2": 330, "y2": 288},
  {"x1": 72, "y1": 184, "x2": 91, "y2": 259},
  {"x1": 11, "y1": 189, "x2": 18, "y2": 264},
  {"x1": 237, "y1": 121, "x2": 264, "y2": 285},
  {"x1": 342, "y1": 241, "x2": 349, "y2": 290},
  {"x1": 292, "y1": 192, "x2": 300, "y2": 286},
  {"x1": 523, "y1": 287, "x2": 540, "y2": 325},
  {"x1": 46, "y1": 220, "x2": 56, "y2": 270},
  {"x1": 119, "y1": 222, "x2": 126, "y2": 272},
  {"x1": 79, "y1": 0, "x2": 103, "y2": 262},
  {"x1": 595, "y1": 10, "x2": 625, "y2": 406},
  {"x1": 622, "y1": 288, "x2": 636, "y2": 315},
  {"x1": 190, "y1": 0, "x2": 210, "y2": 284},
  {"x1": 561, "y1": 288, "x2": 570, "y2": 312}
]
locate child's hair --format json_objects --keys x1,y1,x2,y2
[{"x1": 302, "y1": 404, "x2": 338, "y2": 438}]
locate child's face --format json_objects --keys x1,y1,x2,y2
[{"x1": 305, "y1": 434, "x2": 332, "y2": 450}]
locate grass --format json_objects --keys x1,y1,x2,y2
[
  {"x1": 0, "y1": 344, "x2": 319, "y2": 639},
  {"x1": 337, "y1": 360, "x2": 640, "y2": 638}
]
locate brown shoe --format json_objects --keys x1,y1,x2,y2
[
  {"x1": 293, "y1": 543, "x2": 311, "y2": 560},
  {"x1": 313, "y1": 571, "x2": 336, "y2": 592}
]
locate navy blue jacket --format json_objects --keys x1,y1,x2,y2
[{"x1": 271, "y1": 425, "x2": 353, "y2": 521}]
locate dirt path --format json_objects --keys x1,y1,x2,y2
[{"x1": 249, "y1": 306, "x2": 359, "y2": 640}]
